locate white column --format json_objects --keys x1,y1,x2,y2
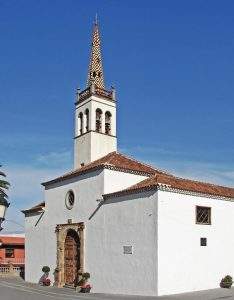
[
  {"x1": 76, "y1": 111, "x2": 80, "y2": 136},
  {"x1": 101, "y1": 112, "x2": 105, "y2": 133},
  {"x1": 83, "y1": 113, "x2": 87, "y2": 133},
  {"x1": 91, "y1": 103, "x2": 96, "y2": 131}
]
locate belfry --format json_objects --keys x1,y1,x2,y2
[{"x1": 74, "y1": 19, "x2": 117, "y2": 169}]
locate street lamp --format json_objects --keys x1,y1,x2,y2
[{"x1": 0, "y1": 195, "x2": 10, "y2": 232}]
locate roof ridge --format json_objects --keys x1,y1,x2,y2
[
  {"x1": 115, "y1": 151, "x2": 169, "y2": 175},
  {"x1": 148, "y1": 173, "x2": 234, "y2": 190},
  {"x1": 103, "y1": 172, "x2": 234, "y2": 200},
  {"x1": 41, "y1": 151, "x2": 172, "y2": 187},
  {"x1": 169, "y1": 174, "x2": 234, "y2": 190}
]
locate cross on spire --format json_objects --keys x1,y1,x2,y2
[{"x1": 87, "y1": 17, "x2": 105, "y2": 89}]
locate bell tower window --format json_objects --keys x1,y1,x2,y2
[
  {"x1": 79, "y1": 112, "x2": 83, "y2": 135},
  {"x1": 105, "y1": 111, "x2": 111, "y2": 135},
  {"x1": 85, "y1": 109, "x2": 89, "y2": 132},
  {"x1": 96, "y1": 109, "x2": 102, "y2": 132}
]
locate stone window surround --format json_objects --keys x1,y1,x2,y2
[{"x1": 55, "y1": 222, "x2": 85, "y2": 287}]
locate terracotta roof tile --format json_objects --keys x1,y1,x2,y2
[
  {"x1": 0, "y1": 236, "x2": 24, "y2": 245},
  {"x1": 42, "y1": 151, "x2": 169, "y2": 186},
  {"x1": 104, "y1": 174, "x2": 234, "y2": 200},
  {"x1": 21, "y1": 201, "x2": 45, "y2": 214}
]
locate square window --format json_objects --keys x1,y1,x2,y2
[
  {"x1": 196, "y1": 206, "x2": 211, "y2": 225},
  {"x1": 123, "y1": 246, "x2": 133, "y2": 254},
  {"x1": 5, "y1": 248, "x2": 14, "y2": 258},
  {"x1": 200, "y1": 237, "x2": 207, "y2": 246}
]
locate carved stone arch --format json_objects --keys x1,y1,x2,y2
[{"x1": 55, "y1": 222, "x2": 84, "y2": 287}]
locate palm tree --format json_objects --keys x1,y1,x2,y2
[{"x1": 0, "y1": 165, "x2": 10, "y2": 200}]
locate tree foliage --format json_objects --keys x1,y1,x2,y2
[{"x1": 0, "y1": 165, "x2": 10, "y2": 201}]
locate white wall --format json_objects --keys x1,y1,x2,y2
[
  {"x1": 24, "y1": 168, "x2": 149, "y2": 293},
  {"x1": 25, "y1": 211, "x2": 51, "y2": 283},
  {"x1": 103, "y1": 169, "x2": 148, "y2": 194},
  {"x1": 25, "y1": 169, "x2": 104, "y2": 284},
  {"x1": 157, "y1": 190, "x2": 234, "y2": 296},
  {"x1": 74, "y1": 94, "x2": 117, "y2": 168},
  {"x1": 95, "y1": 191, "x2": 158, "y2": 296}
]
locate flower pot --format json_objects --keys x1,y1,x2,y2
[{"x1": 220, "y1": 282, "x2": 232, "y2": 289}]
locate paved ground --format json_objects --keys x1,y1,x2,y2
[{"x1": 1, "y1": 277, "x2": 234, "y2": 300}]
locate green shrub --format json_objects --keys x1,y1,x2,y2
[
  {"x1": 82, "y1": 272, "x2": 90, "y2": 280},
  {"x1": 42, "y1": 266, "x2": 50, "y2": 273},
  {"x1": 78, "y1": 278, "x2": 86, "y2": 286},
  {"x1": 220, "y1": 275, "x2": 233, "y2": 288}
]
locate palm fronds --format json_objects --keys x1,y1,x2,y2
[{"x1": 0, "y1": 165, "x2": 10, "y2": 200}]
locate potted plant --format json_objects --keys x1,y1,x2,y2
[
  {"x1": 40, "y1": 266, "x2": 51, "y2": 286},
  {"x1": 220, "y1": 275, "x2": 233, "y2": 289},
  {"x1": 77, "y1": 272, "x2": 91, "y2": 293}
]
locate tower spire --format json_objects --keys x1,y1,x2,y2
[{"x1": 87, "y1": 17, "x2": 105, "y2": 89}]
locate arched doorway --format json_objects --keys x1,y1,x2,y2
[{"x1": 64, "y1": 229, "x2": 80, "y2": 286}]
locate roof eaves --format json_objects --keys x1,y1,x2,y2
[
  {"x1": 41, "y1": 164, "x2": 105, "y2": 186},
  {"x1": 41, "y1": 163, "x2": 155, "y2": 187},
  {"x1": 103, "y1": 184, "x2": 159, "y2": 200},
  {"x1": 103, "y1": 179, "x2": 234, "y2": 201},
  {"x1": 21, "y1": 207, "x2": 44, "y2": 215},
  {"x1": 103, "y1": 164, "x2": 155, "y2": 176},
  {"x1": 21, "y1": 201, "x2": 45, "y2": 215}
]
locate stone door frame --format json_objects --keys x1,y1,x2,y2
[{"x1": 55, "y1": 222, "x2": 84, "y2": 287}]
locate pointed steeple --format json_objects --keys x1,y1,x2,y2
[{"x1": 87, "y1": 17, "x2": 105, "y2": 89}]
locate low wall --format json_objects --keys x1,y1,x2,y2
[{"x1": 0, "y1": 264, "x2": 24, "y2": 278}]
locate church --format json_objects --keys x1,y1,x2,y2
[{"x1": 23, "y1": 20, "x2": 234, "y2": 296}]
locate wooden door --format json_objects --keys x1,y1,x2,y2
[{"x1": 64, "y1": 230, "x2": 80, "y2": 285}]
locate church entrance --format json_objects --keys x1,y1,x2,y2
[
  {"x1": 64, "y1": 229, "x2": 80, "y2": 286},
  {"x1": 55, "y1": 223, "x2": 84, "y2": 288}
]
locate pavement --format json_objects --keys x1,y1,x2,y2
[{"x1": 1, "y1": 277, "x2": 234, "y2": 300}]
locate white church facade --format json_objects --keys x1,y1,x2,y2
[{"x1": 23, "y1": 21, "x2": 234, "y2": 296}]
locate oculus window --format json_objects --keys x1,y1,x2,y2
[{"x1": 65, "y1": 190, "x2": 75, "y2": 210}]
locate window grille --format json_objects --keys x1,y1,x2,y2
[
  {"x1": 200, "y1": 237, "x2": 207, "y2": 246},
  {"x1": 123, "y1": 246, "x2": 133, "y2": 254},
  {"x1": 196, "y1": 206, "x2": 211, "y2": 224}
]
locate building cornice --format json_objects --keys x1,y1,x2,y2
[
  {"x1": 42, "y1": 164, "x2": 152, "y2": 187},
  {"x1": 157, "y1": 185, "x2": 234, "y2": 202},
  {"x1": 74, "y1": 130, "x2": 117, "y2": 139},
  {"x1": 103, "y1": 183, "x2": 234, "y2": 202}
]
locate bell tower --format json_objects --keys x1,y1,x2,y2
[{"x1": 74, "y1": 19, "x2": 117, "y2": 169}]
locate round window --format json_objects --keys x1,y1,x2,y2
[{"x1": 65, "y1": 190, "x2": 75, "y2": 209}]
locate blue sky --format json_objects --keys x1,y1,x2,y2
[{"x1": 1, "y1": 0, "x2": 234, "y2": 232}]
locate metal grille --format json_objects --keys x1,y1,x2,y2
[
  {"x1": 200, "y1": 237, "x2": 207, "y2": 246},
  {"x1": 123, "y1": 246, "x2": 133, "y2": 254},
  {"x1": 196, "y1": 206, "x2": 211, "y2": 224}
]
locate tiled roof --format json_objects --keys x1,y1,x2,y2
[
  {"x1": 103, "y1": 174, "x2": 234, "y2": 200},
  {"x1": 0, "y1": 236, "x2": 24, "y2": 245},
  {"x1": 21, "y1": 201, "x2": 45, "y2": 214},
  {"x1": 42, "y1": 151, "x2": 169, "y2": 186}
]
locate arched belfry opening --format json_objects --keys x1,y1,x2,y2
[
  {"x1": 96, "y1": 108, "x2": 102, "y2": 132},
  {"x1": 105, "y1": 111, "x2": 111, "y2": 135},
  {"x1": 85, "y1": 109, "x2": 89, "y2": 132},
  {"x1": 55, "y1": 223, "x2": 84, "y2": 287},
  {"x1": 79, "y1": 112, "x2": 83, "y2": 135}
]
